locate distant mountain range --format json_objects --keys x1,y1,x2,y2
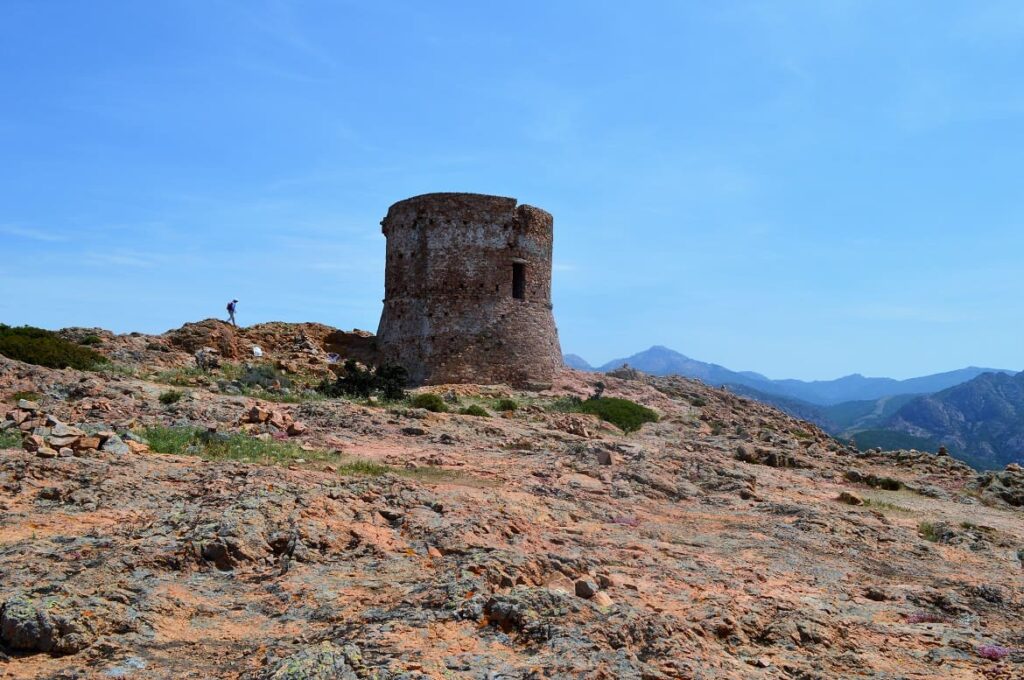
[
  {"x1": 567, "y1": 346, "x2": 1022, "y2": 470},
  {"x1": 568, "y1": 345, "x2": 1014, "y2": 405}
]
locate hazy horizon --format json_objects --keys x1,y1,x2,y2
[{"x1": 4, "y1": 2, "x2": 1024, "y2": 381}]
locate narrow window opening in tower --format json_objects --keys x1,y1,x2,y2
[{"x1": 512, "y1": 263, "x2": 526, "y2": 300}]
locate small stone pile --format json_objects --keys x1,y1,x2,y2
[
  {"x1": 0, "y1": 400, "x2": 147, "y2": 458},
  {"x1": 240, "y1": 405, "x2": 306, "y2": 437}
]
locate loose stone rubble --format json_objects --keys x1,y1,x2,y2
[{"x1": 2, "y1": 401, "x2": 149, "y2": 458}]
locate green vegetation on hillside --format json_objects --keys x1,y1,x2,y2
[
  {"x1": 548, "y1": 395, "x2": 658, "y2": 433},
  {"x1": 578, "y1": 397, "x2": 659, "y2": 433},
  {"x1": 409, "y1": 392, "x2": 448, "y2": 412},
  {"x1": 158, "y1": 389, "x2": 186, "y2": 405},
  {"x1": 824, "y1": 393, "x2": 920, "y2": 431},
  {"x1": 0, "y1": 430, "x2": 22, "y2": 448},
  {"x1": 0, "y1": 324, "x2": 108, "y2": 370},
  {"x1": 494, "y1": 398, "x2": 519, "y2": 412},
  {"x1": 316, "y1": 359, "x2": 408, "y2": 401},
  {"x1": 140, "y1": 425, "x2": 471, "y2": 484},
  {"x1": 458, "y1": 404, "x2": 491, "y2": 417}
]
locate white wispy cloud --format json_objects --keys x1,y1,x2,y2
[
  {"x1": 844, "y1": 303, "x2": 965, "y2": 324},
  {"x1": 0, "y1": 225, "x2": 66, "y2": 242},
  {"x1": 82, "y1": 250, "x2": 161, "y2": 268}
]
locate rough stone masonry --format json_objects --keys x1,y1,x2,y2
[{"x1": 376, "y1": 192, "x2": 562, "y2": 388}]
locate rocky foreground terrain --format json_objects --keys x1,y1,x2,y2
[{"x1": 1, "y1": 321, "x2": 1022, "y2": 679}]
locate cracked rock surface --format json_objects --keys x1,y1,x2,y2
[{"x1": 1, "y1": 323, "x2": 1023, "y2": 678}]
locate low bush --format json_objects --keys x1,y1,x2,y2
[
  {"x1": 154, "y1": 366, "x2": 208, "y2": 386},
  {"x1": 317, "y1": 359, "x2": 408, "y2": 401},
  {"x1": 239, "y1": 363, "x2": 292, "y2": 390},
  {"x1": 918, "y1": 521, "x2": 940, "y2": 542},
  {"x1": 410, "y1": 393, "x2": 448, "y2": 413},
  {"x1": 376, "y1": 364, "x2": 409, "y2": 401},
  {"x1": 140, "y1": 425, "x2": 312, "y2": 464},
  {"x1": 862, "y1": 499, "x2": 912, "y2": 513},
  {"x1": 158, "y1": 389, "x2": 185, "y2": 405},
  {"x1": 459, "y1": 404, "x2": 491, "y2": 417},
  {"x1": 78, "y1": 334, "x2": 103, "y2": 346},
  {"x1": 547, "y1": 396, "x2": 584, "y2": 413},
  {"x1": 494, "y1": 398, "x2": 518, "y2": 412},
  {"x1": 0, "y1": 324, "x2": 108, "y2": 370},
  {"x1": 139, "y1": 425, "x2": 459, "y2": 481},
  {"x1": 546, "y1": 394, "x2": 658, "y2": 433},
  {"x1": 9, "y1": 391, "x2": 41, "y2": 404},
  {"x1": 0, "y1": 431, "x2": 22, "y2": 448},
  {"x1": 577, "y1": 397, "x2": 659, "y2": 433},
  {"x1": 335, "y1": 459, "x2": 393, "y2": 476}
]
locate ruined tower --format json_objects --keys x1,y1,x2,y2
[{"x1": 376, "y1": 192, "x2": 562, "y2": 388}]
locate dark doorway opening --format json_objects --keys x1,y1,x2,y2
[{"x1": 512, "y1": 263, "x2": 526, "y2": 300}]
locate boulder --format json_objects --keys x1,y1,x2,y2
[
  {"x1": 255, "y1": 642, "x2": 367, "y2": 680},
  {"x1": 0, "y1": 595, "x2": 96, "y2": 656},
  {"x1": 574, "y1": 578, "x2": 599, "y2": 599},
  {"x1": 76, "y1": 436, "x2": 102, "y2": 451},
  {"x1": 101, "y1": 435, "x2": 130, "y2": 455}
]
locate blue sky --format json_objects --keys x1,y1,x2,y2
[{"x1": 3, "y1": 1, "x2": 1024, "y2": 380}]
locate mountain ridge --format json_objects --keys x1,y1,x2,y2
[
  {"x1": 566, "y1": 346, "x2": 1015, "y2": 406},
  {"x1": 883, "y1": 370, "x2": 1024, "y2": 470}
]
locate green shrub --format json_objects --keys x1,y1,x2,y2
[
  {"x1": 409, "y1": 393, "x2": 448, "y2": 413},
  {"x1": 459, "y1": 404, "x2": 491, "y2": 417},
  {"x1": 335, "y1": 459, "x2": 393, "y2": 476},
  {"x1": 0, "y1": 324, "x2": 107, "y2": 370},
  {"x1": 494, "y1": 398, "x2": 519, "y2": 412},
  {"x1": 547, "y1": 396, "x2": 584, "y2": 413},
  {"x1": 863, "y1": 499, "x2": 912, "y2": 513},
  {"x1": 918, "y1": 521, "x2": 940, "y2": 542},
  {"x1": 154, "y1": 366, "x2": 207, "y2": 385},
  {"x1": 577, "y1": 397, "x2": 659, "y2": 433},
  {"x1": 0, "y1": 430, "x2": 22, "y2": 448},
  {"x1": 376, "y1": 364, "x2": 409, "y2": 401},
  {"x1": 689, "y1": 396, "x2": 707, "y2": 407},
  {"x1": 158, "y1": 389, "x2": 185, "y2": 405},
  {"x1": 139, "y1": 425, "x2": 441, "y2": 480},
  {"x1": 140, "y1": 426, "x2": 311, "y2": 464},
  {"x1": 239, "y1": 363, "x2": 292, "y2": 390},
  {"x1": 317, "y1": 359, "x2": 408, "y2": 401},
  {"x1": 218, "y1": 361, "x2": 243, "y2": 380},
  {"x1": 8, "y1": 391, "x2": 41, "y2": 404},
  {"x1": 78, "y1": 334, "x2": 102, "y2": 346}
]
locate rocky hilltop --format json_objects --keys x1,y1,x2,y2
[{"x1": 0, "y1": 321, "x2": 1022, "y2": 678}]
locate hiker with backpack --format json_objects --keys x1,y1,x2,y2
[{"x1": 227, "y1": 299, "x2": 238, "y2": 327}]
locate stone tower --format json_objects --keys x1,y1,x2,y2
[{"x1": 376, "y1": 192, "x2": 562, "y2": 388}]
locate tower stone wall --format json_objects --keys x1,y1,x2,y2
[{"x1": 376, "y1": 192, "x2": 562, "y2": 388}]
